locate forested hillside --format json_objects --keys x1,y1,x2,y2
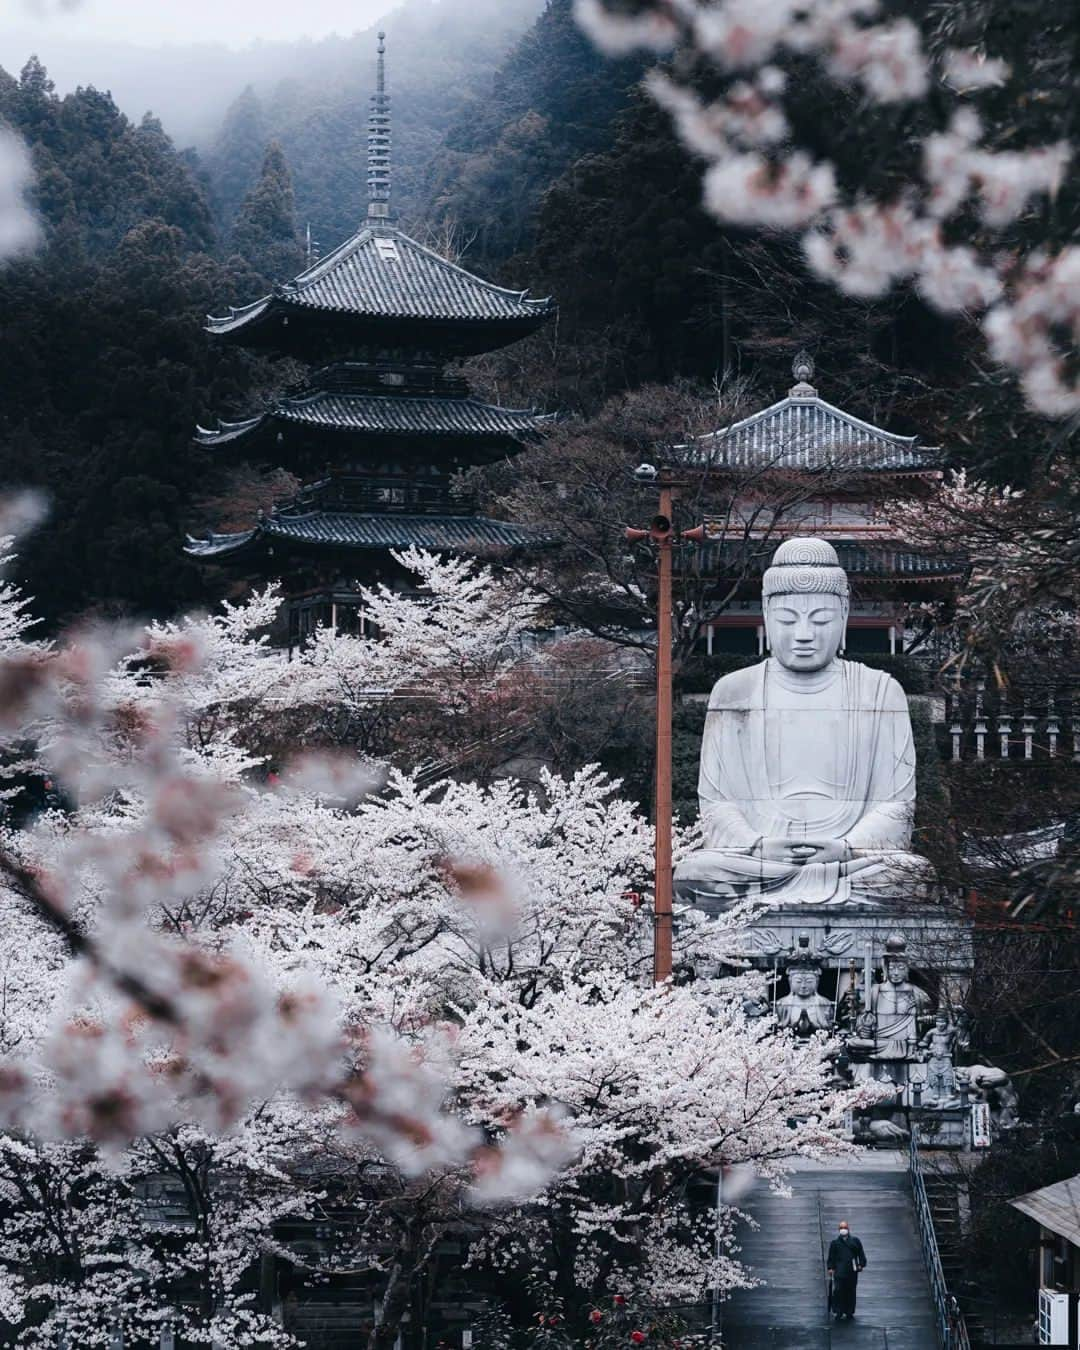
[
  {"x1": 0, "y1": 58, "x2": 275, "y2": 625},
  {"x1": 0, "y1": 0, "x2": 1046, "y2": 628}
]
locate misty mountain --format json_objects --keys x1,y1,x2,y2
[
  {"x1": 204, "y1": 0, "x2": 545, "y2": 248},
  {"x1": 0, "y1": 29, "x2": 312, "y2": 149}
]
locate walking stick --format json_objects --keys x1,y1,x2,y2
[{"x1": 826, "y1": 1275, "x2": 833, "y2": 1319}]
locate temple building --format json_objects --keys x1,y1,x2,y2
[
  {"x1": 186, "y1": 33, "x2": 555, "y2": 644},
  {"x1": 694, "y1": 353, "x2": 961, "y2": 656}
]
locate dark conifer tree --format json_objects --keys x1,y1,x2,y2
[
  {"x1": 208, "y1": 85, "x2": 268, "y2": 235},
  {"x1": 229, "y1": 140, "x2": 303, "y2": 283}
]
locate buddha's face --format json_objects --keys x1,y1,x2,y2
[
  {"x1": 789, "y1": 968, "x2": 819, "y2": 998},
  {"x1": 765, "y1": 592, "x2": 847, "y2": 673}
]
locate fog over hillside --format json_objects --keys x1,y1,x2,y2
[
  {"x1": 0, "y1": 30, "x2": 333, "y2": 146},
  {"x1": 0, "y1": 0, "x2": 538, "y2": 151}
]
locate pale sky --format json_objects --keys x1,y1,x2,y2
[{"x1": 10, "y1": 0, "x2": 402, "y2": 48}]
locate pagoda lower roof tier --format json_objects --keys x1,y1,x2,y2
[
  {"x1": 205, "y1": 226, "x2": 555, "y2": 357},
  {"x1": 195, "y1": 388, "x2": 548, "y2": 454},
  {"x1": 186, "y1": 511, "x2": 546, "y2": 560}
]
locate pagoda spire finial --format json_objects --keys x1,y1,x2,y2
[{"x1": 367, "y1": 31, "x2": 394, "y2": 226}]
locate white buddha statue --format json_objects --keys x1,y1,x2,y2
[{"x1": 674, "y1": 538, "x2": 934, "y2": 906}]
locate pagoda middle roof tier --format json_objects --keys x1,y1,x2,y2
[
  {"x1": 206, "y1": 225, "x2": 555, "y2": 356},
  {"x1": 195, "y1": 387, "x2": 550, "y2": 451}
]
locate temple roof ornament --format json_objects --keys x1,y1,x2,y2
[{"x1": 790, "y1": 349, "x2": 816, "y2": 396}]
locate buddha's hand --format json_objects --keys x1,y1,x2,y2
[
  {"x1": 756, "y1": 837, "x2": 838, "y2": 865},
  {"x1": 785, "y1": 838, "x2": 853, "y2": 866}
]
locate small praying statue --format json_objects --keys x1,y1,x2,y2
[
  {"x1": 918, "y1": 1011, "x2": 960, "y2": 1107},
  {"x1": 776, "y1": 935, "x2": 834, "y2": 1035},
  {"x1": 674, "y1": 538, "x2": 935, "y2": 906}
]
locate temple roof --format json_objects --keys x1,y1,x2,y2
[
  {"x1": 1011, "y1": 1175, "x2": 1080, "y2": 1246},
  {"x1": 706, "y1": 540, "x2": 964, "y2": 582},
  {"x1": 832, "y1": 544, "x2": 963, "y2": 579},
  {"x1": 689, "y1": 354, "x2": 942, "y2": 475},
  {"x1": 205, "y1": 226, "x2": 555, "y2": 351},
  {"x1": 186, "y1": 511, "x2": 545, "y2": 560},
  {"x1": 195, "y1": 389, "x2": 548, "y2": 448}
]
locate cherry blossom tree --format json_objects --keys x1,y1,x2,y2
[
  {"x1": 573, "y1": 0, "x2": 1078, "y2": 420},
  {"x1": 0, "y1": 538, "x2": 866, "y2": 1345}
]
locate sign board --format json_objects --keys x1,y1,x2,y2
[{"x1": 971, "y1": 1102, "x2": 992, "y2": 1149}]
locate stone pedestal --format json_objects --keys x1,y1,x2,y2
[{"x1": 698, "y1": 893, "x2": 980, "y2": 1147}]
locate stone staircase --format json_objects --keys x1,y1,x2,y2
[
  {"x1": 285, "y1": 1299, "x2": 368, "y2": 1349},
  {"x1": 921, "y1": 1173, "x2": 988, "y2": 1347}
]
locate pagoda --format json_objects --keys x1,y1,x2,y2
[
  {"x1": 693, "y1": 353, "x2": 961, "y2": 657},
  {"x1": 186, "y1": 33, "x2": 556, "y2": 644}
]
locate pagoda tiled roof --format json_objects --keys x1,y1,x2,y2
[
  {"x1": 690, "y1": 378, "x2": 942, "y2": 475},
  {"x1": 194, "y1": 389, "x2": 548, "y2": 447},
  {"x1": 185, "y1": 512, "x2": 545, "y2": 560},
  {"x1": 206, "y1": 226, "x2": 555, "y2": 337}
]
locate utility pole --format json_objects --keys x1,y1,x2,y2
[{"x1": 627, "y1": 466, "x2": 704, "y2": 984}]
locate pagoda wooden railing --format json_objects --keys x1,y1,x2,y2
[
  {"x1": 941, "y1": 679, "x2": 1080, "y2": 763},
  {"x1": 289, "y1": 478, "x2": 476, "y2": 516}
]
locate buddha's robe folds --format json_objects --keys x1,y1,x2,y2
[{"x1": 674, "y1": 659, "x2": 934, "y2": 906}]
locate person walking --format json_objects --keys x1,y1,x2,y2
[{"x1": 827, "y1": 1219, "x2": 867, "y2": 1321}]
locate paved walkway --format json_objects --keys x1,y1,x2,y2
[{"x1": 722, "y1": 1157, "x2": 940, "y2": 1350}]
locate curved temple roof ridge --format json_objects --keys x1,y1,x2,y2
[{"x1": 685, "y1": 378, "x2": 943, "y2": 475}]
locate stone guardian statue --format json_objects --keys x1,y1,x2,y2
[{"x1": 674, "y1": 538, "x2": 934, "y2": 906}]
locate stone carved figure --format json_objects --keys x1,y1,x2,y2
[
  {"x1": 918, "y1": 1012, "x2": 960, "y2": 1107},
  {"x1": 869, "y1": 932, "x2": 932, "y2": 1070},
  {"x1": 776, "y1": 933, "x2": 834, "y2": 1035},
  {"x1": 674, "y1": 538, "x2": 934, "y2": 906},
  {"x1": 958, "y1": 1064, "x2": 1021, "y2": 1131}
]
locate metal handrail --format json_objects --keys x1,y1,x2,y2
[{"x1": 909, "y1": 1129, "x2": 972, "y2": 1350}]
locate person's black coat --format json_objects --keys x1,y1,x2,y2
[{"x1": 828, "y1": 1233, "x2": 867, "y2": 1278}]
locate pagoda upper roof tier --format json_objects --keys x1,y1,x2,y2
[
  {"x1": 186, "y1": 510, "x2": 545, "y2": 561},
  {"x1": 688, "y1": 355, "x2": 943, "y2": 476},
  {"x1": 206, "y1": 226, "x2": 555, "y2": 357}
]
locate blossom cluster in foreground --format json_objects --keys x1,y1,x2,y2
[{"x1": 576, "y1": 0, "x2": 1078, "y2": 417}]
